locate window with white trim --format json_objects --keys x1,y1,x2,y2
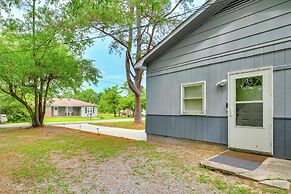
[{"x1": 181, "y1": 81, "x2": 206, "y2": 115}]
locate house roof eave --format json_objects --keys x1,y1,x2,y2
[{"x1": 134, "y1": 0, "x2": 233, "y2": 69}]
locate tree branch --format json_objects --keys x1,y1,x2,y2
[
  {"x1": 0, "y1": 85, "x2": 34, "y2": 119},
  {"x1": 40, "y1": 74, "x2": 53, "y2": 123},
  {"x1": 147, "y1": 24, "x2": 157, "y2": 52},
  {"x1": 164, "y1": 0, "x2": 183, "y2": 18},
  {"x1": 125, "y1": 51, "x2": 141, "y2": 96},
  {"x1": 93, "y1": 26, "x2": 128, "y2": 49}
]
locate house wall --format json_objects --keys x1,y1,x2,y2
[
  {"x1": 73, "y1": 107, "x2": 81, "y2": 116},
  {"x1": 80, "y1": 107, "x2": 98, "y2": 117},
  {"x1": 45, "y1": 107, "x2": 82, "y2": 117},
  {"x1": 58, "y1": 107, "x2": 66, "y2": 116},
  {"x1": 146, "y1": 0, "x2": 291, "y2": 159}
]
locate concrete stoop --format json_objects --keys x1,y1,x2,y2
[{"x1": 200, "y1": 152, "x2": 291, "y2": 191}]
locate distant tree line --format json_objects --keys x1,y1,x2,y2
[
  {"x1": 0, "y1": 83, "x2": 146, "y2": 122},
  {"x1": 62, "y1": 82, "x2": 146, "y2": 117}
]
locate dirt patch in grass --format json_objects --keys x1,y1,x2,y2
[
  {"x1": 0, "y1": 126, "x2": 287, "y2": 193},
  {"x1": 93, "y1": 121, "x2": 145, "y2": 130},
  {"x1": 0, "y1": 126, "x2": 137, "y2": 193},
  {"x1": 0, "y1": 152, "x2": 24, "y2": 193}
]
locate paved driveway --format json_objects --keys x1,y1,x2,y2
[{"x1": 56, "y1": 123, "x2": 147, "y2": 141}]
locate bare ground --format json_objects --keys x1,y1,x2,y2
[{"x1": 0, "y1": 127, "x2": 286, "y2": 194}]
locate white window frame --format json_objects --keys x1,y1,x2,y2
[
  {"x1": 181, "y1": 81, "x2": 206, "y2": 115},
  {"x1": 88, "y1": 107, "x2": 93, "y2": 114}
]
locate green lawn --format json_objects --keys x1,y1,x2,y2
[
  {"x1": 44, "y1": 113, "x2": 127, "y2": 123},
  {"x1": 0, "y1": 114, "x2": 128, "y2": 125},
  {"x1": 0, "y1": 127, "x2": 286, "y2": 193},
  {"x1": 92, "y1": 121, "x2": 145, "y2": 130},
  {"x1": 0, "y1": 114, "x2": 145, "y2": 125},
  {"x1": 0, "y1": 127, "x2": 139, "y2": 193}
]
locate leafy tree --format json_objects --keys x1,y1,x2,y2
[
  {"x1": 0, "y1": 0, "x2": 101, "y2": 127},
  {"x1": 118, "y1": 82, "x2": 146, "y2": 111},
  {"x1": 68, "y1": 0, "x2": 195, "y2": 123},
  {"x1": 118, "y1": 95, "x2": 135, "y2": 111},
  {"x1": 98, "y1": 86, "x2": 120, "y2": 116},
  {"x1": 61, "y1": 89, "x2": 100, "y2": 105},
  {"x1": 0, "y1": 0, "x2": 19, "y2": 11},
  {"x1": 0, "y1": 93, "x2": 30, "y2": 123},
  {"x1": 75, "y1": 89, "x2": 99, "y2": 104}
]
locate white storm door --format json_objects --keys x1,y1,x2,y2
[{"x1": 228, "y1": 67, "x2": 273, "y2": 155}]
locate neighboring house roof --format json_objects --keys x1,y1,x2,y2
[
  {"x1": 134, "y1": 0, "x2": 234, "y2": 69},
  {"x1": 47, "y1": 98, "x2": 97, "y2": 107}
]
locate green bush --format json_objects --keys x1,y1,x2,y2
[{"x1": 0, "y1": 94, "x2": 30, "y2": 123}]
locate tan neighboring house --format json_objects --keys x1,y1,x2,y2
[{"x1": 45, "y1": 98, "x2": 98, "y2": 118}]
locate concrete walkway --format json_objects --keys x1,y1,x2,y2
[
  {"x1": 0, "y1": 118, "x2": 140, "y2": 129},
  {"x1": 56, "y1": 123, "x2": 147, "y2": 141},
  {"x1": 201, "y1": 150, "x2": 291, "y2": 190}
]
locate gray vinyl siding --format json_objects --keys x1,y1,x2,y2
[
  {"x1": 146, "y1": 115, "x2": 227, "y2": 144},
  {"x1": 146, "y1": 115, "x2": 291, "y2": 159},
  {"x1": 145, "y1": 0, "x2": 291, "y2": 159},
  {"x1": 147, "y1": 0, "x2": 291, "y2": 75},
  {"x1": 146, "y1": 0, "x2": 291, "y2": 118},
  {"x1": 147, "y1": 61, "x2": 291, "y2": 117}
]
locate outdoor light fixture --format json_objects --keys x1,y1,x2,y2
[{"x1": 216, "y1": 79, "x2": 227, "y2": 87}]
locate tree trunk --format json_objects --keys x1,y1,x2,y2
[
  {"x1": 39, "y1": 99, "x2": 46, "y2": 125},
  {"x1": 33, "y1": 82, "x2": 41, "y2": 127},
  {"x1": 31, "y1": 0, "x2": 42, "y2": 128},
  {"x1": 133, "y1": 1, "x2": 143, "y2": 124},
  {"x1": 134, "y1": 93, "x2": 142, "y2": 123}
]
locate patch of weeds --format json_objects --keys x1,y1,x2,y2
[
  {"x1": 200, "y1": 166, "x2": 213, "y2": 174},
  {"x1": 3, "y1": 128, "x2": 141, "y2": 192},
  {"x1": 247, "y1": 182, "x2": 256, "y2": 189},
  {"x1": 197, "y1": 174, "x2": 253, "y2": 193},
  {"x1": 131, "y1": 165, "x2": 148, "y2": 178},
  {"x1": 75, "y1": 136, "x2": 139, "y2": 164},
  {"x1": 231, "y1": 186, "x2": 249, "y2": 194},
  {"x1": 20, "y1": 163, "x2": 56, "y2": 181},
  {"x1": 126, "y1": 144, "x2": 199, "y2": 183},
  {"x1": 12, "y1": 159, "x2": 58, "y2": 183},
  {"x1": 260, "y1": 186, "x2": 287, "y2": 194},
  {"x1": 197, "y1": 174, "x2": 212, "y2": 183},
  {"x1": 213, "y1": 177, "x2": 227, "y2": 191},
  {"x1": 207, "y1": 187, "x2": 215, "y2": 192},
  {"x1": 80, "y1": 188, "x2": 89, "y2": 194},
  {"x1": 168, "y1": 162, "x2": 197, "y2": 181},
  {"x1": 56, "y1": 180, "x2": 70, "y2": 193},
  {"x1": 11, "y1": 137, "x2": 64, "y2": 183},
  {"x1": 122, "y1": 153, "x2": 136, "y2": 163},
  {"x1": 47, "y1": 185, "x2": 54, "y2": 193}
]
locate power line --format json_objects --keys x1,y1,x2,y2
[{"x1": 0, "y1": 4, "x2": 205, "y2": 55}]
